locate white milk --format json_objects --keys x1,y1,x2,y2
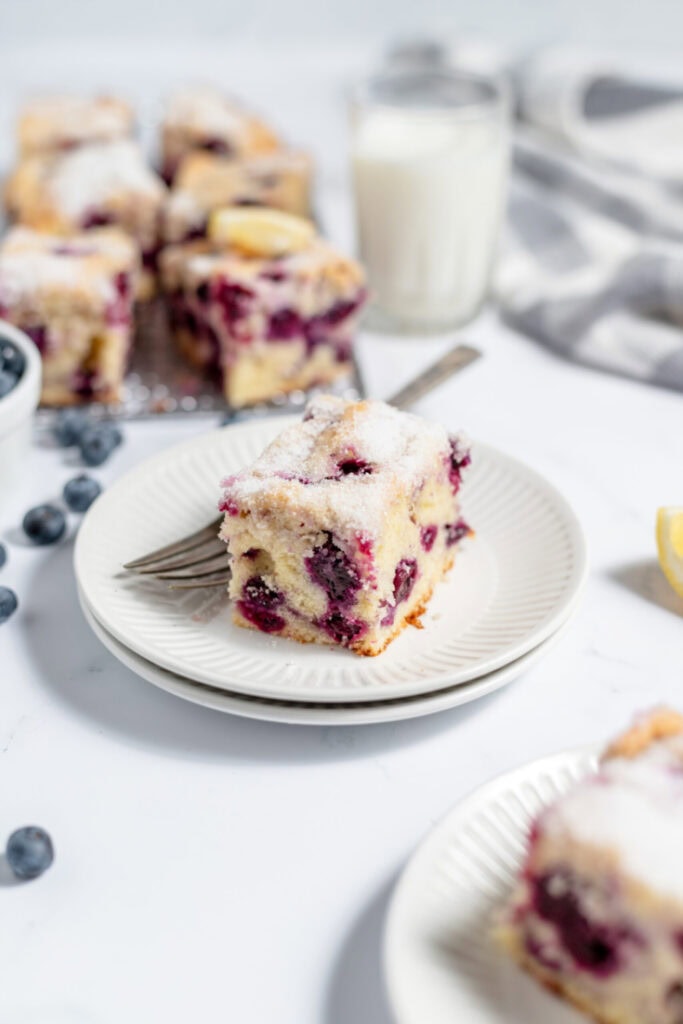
[{"x1": 352, "y1": 108, "x2": 509, "y2": 330}]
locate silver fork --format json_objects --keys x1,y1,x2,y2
[{"x1": 123, "y1": 342, "x2": 482, "y2": 589}]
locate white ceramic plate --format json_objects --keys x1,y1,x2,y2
[
  {"x1": 75, "y1": 417, "x2": 587, "y2": 703},
  {"x1": 78, "y1": 585, "x2": 572, "y2": 726},
  {"x1": 384, "y1": 747, "x2": 600, "y2": 1024}
]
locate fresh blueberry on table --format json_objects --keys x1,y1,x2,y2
[
  {"x1": 63, "y1": 474, "x2": 102, "y2": 513},
  {"x1": 0, "y1": 340, "x2": 25, "y2": 379},
  {"x1": 79, "y1": 423, "x2": 123, "y2": 467},
  {"x1": 6, "y1": 826, "x2": 54, "y2": 880},
  {"x1": 53, "y1": 408, "x2": 90, "y2": 448},
  {"x1": 22, "y1": 504, "x2": 67, "y2": 545},
  {"x1": 0, "y1": 369, "x2": 18, "y2": 399},
  {"x1": 0, "y1": 586, "x2": 18, "y2": 623},
  {"x1": 0, "y1": 542, "x2": 6, "y2": 569}
]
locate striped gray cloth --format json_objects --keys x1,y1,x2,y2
[
  {"x1": 388, "y1": 43, "x2": 683, "y2": 390},
  {"x1": 497, "y1": 53, "x2": 683, "y2": 390}
]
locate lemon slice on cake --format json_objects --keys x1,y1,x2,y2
[
  {"x1": 209, "y1": 208, "x2": 315, "y2": 258},
  {"x1": 656, "y1": 507, "x2": 683, "y2": 597}
]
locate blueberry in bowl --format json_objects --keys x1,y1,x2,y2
[{"x1": 0, "y1": 322, "x2": 42, "y2": 505}]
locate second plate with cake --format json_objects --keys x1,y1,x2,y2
[{"x1": 74, "y1": 407, "x2": 587, "y2": 703}]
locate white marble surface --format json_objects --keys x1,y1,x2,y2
[{"x1": 1, "y1": 44, "x2": 683, "y2": 1024}]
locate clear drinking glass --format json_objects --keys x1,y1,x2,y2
[{"x1": 350, "y1": 67, "x2": 510, "y2": 333}]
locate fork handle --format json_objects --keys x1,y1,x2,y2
[{"x1": 386, "y1": 343, "x2": 482, "y2": 411}]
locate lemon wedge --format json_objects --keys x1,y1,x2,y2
[
  {"x1": 656, "y1": 506, "x2": 683, "y2": 597},
  {"x1": 208, "y1": 208, "x2": 315, "y2": 258}
]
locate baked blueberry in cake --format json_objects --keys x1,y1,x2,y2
[
  {"x1": 160, "y1": 208, "x2": 366, "y2": 408},
  {"x1": 4, "y1": 140, "x2": 166, "y2": 298},
  {"x1": 17, "y1": 95, "x2": 134, "y2": 158},
  {"x1": 218, "y1": 395, "x2": 473, "y2": 655},
  {"x1": 162, "y1": 149, "x2": 313, "y2": 245},
  {"x1": 497, "y1": 709, "x2": 683, "y2": 1024},
  {"x1": 160, "y1": 86, "x2": 281, "y2": 183},
  {"x1": 0, "y1": 226, "x2": 138, "y2": 406}
]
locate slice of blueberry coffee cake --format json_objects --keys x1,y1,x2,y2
[
  {"x1": 160, "y1": 86, "x2": 281, "y2": 183},
  {"x1": 4, "y1": 140, "x2": 166, "y2": 298},
  {"x1": 17, "y1": 95, "x2": 134, "y2": 158},
  {"x1": 497, "y1": 709, "x2": 683, "y2": 1024},
  {"x1": 218, "y1": 395, "x2": 472, "y2": 655},
  {"x1": 162, "y1": 149, "x2": 313, "y2": 245},
  {"x1": 0, "y1": 226, "x2": 138, "y2": 405},
  {"x1": 160, "y1": 208, "x2": 366, "y2": 408}
]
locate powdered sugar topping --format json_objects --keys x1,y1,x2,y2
[
  {"x1": 164, "y1": 87, "x2": 250, "y2": 141},
  {"x1": 48, "y1": 140, "x2": 165, "y2": 220}
]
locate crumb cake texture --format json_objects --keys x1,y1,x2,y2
[
  {"x1": 160, "y1": 225, "x2": 366, "y2": 408},
  {"x1": 18, "y1": 95, "x2": 134, "y2": 158},
  {"x1": 0, "y1": 226, "x2": 138, "y2": 405},
  {"x1": 160, "y1": 87, "x2": 281, "y2": 182},
  {"x1": 497, "y1": 709, "x2": 683, "y2": 1024},
  {"x1": 162, "y1": 150, "x2": 313, "y2": 244},
  {"x1": 218, "y1": 395, "x2": 472, "y2": 656},
  {"x1": 4, "y1": 140, "x2": 166, "y2": 297}
]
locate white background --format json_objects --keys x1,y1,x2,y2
[{"x1": 1, "y1": 23, "x2": 683, "y2": 1024}]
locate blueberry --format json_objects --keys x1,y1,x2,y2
[
  {"x1": 0, "y1": 542, "x2": 6, "y2": 569},
  {"x1": 63, "y1": 474, "x2": 101, "y2": 512},
  {"x1": 0, "y1": 369, "x2": 18, "y2": 399},
  {"x1": 0, "y1": 586, "x2": 18, "y2": 623},
  {"x1": 0, "y1": 341, "x2": 25, "y2": 378},
  {"x1": 78, "y1": 423, "x2": 122, "y2": 467},
  {"x1": 22, "y1": 504, "x2": 66, "y2": 545},
  {"x1": 6, "y1": 826, "x2": 54, "y2": 880},
  {"x1": 53, "y1": 408, "x2": 90, "y2": 448}
]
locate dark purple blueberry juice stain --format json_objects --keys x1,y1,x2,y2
[
  {"x1": 260, "y1": 268, "x2": 287, "y2": 283},
  {"x1": 445, "y1": 519, "x2": 470, "y2": 547},
  {"x1": 532, "y1": 871, "x2": 637, "y2": 976},
  {"x1": 306, "y1": 534, "x2": 361, "y2": 606},
  {"x1": 393, "y1": 558, "x2": 418, "y2": 605},
  {"x1": 214, "y1": 279, "x2": 254, "y2": 326},
  {"x1": 71, "y1": 368, "x2": 96, "y2": 399},
  {"x1": 267, "y1": 308, "x2": 302, "y2": 340},
  {"x1": 81, "y1": 209, "x2": 114, "y2": 229},
  {"x1": 219, "y1": 495, "x2": 240, "y2": 516},
  {"x1": 237, "y1": 575, "x2": 285, "y2": 633},
  {"x1": 337, "y1": 458, "x2": 373, "y2": 476},
  {"x1": 420, "y1": 525, "x2": 437, "y2": 552},
  {"x1": 23, "y1": 324, "x2": 47, "y2": 353},
  {"x1": 317, "y1": 609, "x2": 365, "y2": 644},
  {"x1": 201, "y1": 138, "x2": 233, "y2": 156},
  {"x1": 447, "y1": 437, "x2": 471, "y2": 493},
  {"x1": 524, "y1": 935, "x2": 562, "y2": 972}
]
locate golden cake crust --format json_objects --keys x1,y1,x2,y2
[{"x1": 603, "y1": 708, "x2": 683, "y2": 761}]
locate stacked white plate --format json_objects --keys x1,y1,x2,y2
[{"x1": 75, "y1": 416, "x2": 588, "y2": 725}]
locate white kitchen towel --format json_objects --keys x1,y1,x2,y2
[{"x1": 387, "y1": 43, "x2": 683, "y2": 390}]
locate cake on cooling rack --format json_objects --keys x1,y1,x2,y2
[
  {"x1": 497, "y1": 709, "x2": 683, "y2": 1024},
  {"x1": 160, "y1": 86, "x2": 281, "y2": 182},
  {"x1": 4, "y1": 140, "x2": 166, "y2": 297},
  {"x1": 17, "y1": 95, "x2": 134, "y2": 158},
  {"x1": 0, "y1": 226, "x2": 138, "y2": 405},
  {"x1": 162, "y1": 149, "x2": 313, "y2": 244},
  {"x1": 160, "y1": 208, "x2": 366, "y2": 408},
  {"x1": 218, "y1": 395, "x2": 472, "y2": 655}
]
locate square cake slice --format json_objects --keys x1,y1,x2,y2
[
  {"x1": 160, "y1": 210, "x2": 366, "y2": 408},
  {"x1": 160, "y1": 87, "x2": 281, "y2": 183},
  {"x1": 497, "y1": 709, "x2": 683, "y2": 1024},
  {"x1": 4, "y1": 140, "x2": 166, "y2": 297},
  {"x1": 0, "y1": 226, "x2": 138, "y2": 406},
  {"x1": 17, "y1": 95, "x2": 134, "y2": 158},
  {"x1": 162, "y1": 150, "x2": 313, "y2": 244},
  {"x1": 218, "y1": 395, "x2": 472, "y2": 655}
]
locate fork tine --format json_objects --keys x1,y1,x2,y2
[
  {"x1": 123, "y1": 515, "x2": 224, "y2": 570},
  {"x1": 153, "y1": 554, "x2": 229, "y2": 580},
  {"x1": 168, "y1": 573, "x2": 232, "y2": 590},
  {"x1": 127, "y1": 539, "x2": 226, "y2": 575}
]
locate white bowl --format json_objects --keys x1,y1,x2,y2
[{"x1": 0, "y1": 321, "x2": 42, "y2": 502}]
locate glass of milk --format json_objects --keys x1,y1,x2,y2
[{"x1": 350, "y1": 67, "x2": 510, "y2": 333}]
